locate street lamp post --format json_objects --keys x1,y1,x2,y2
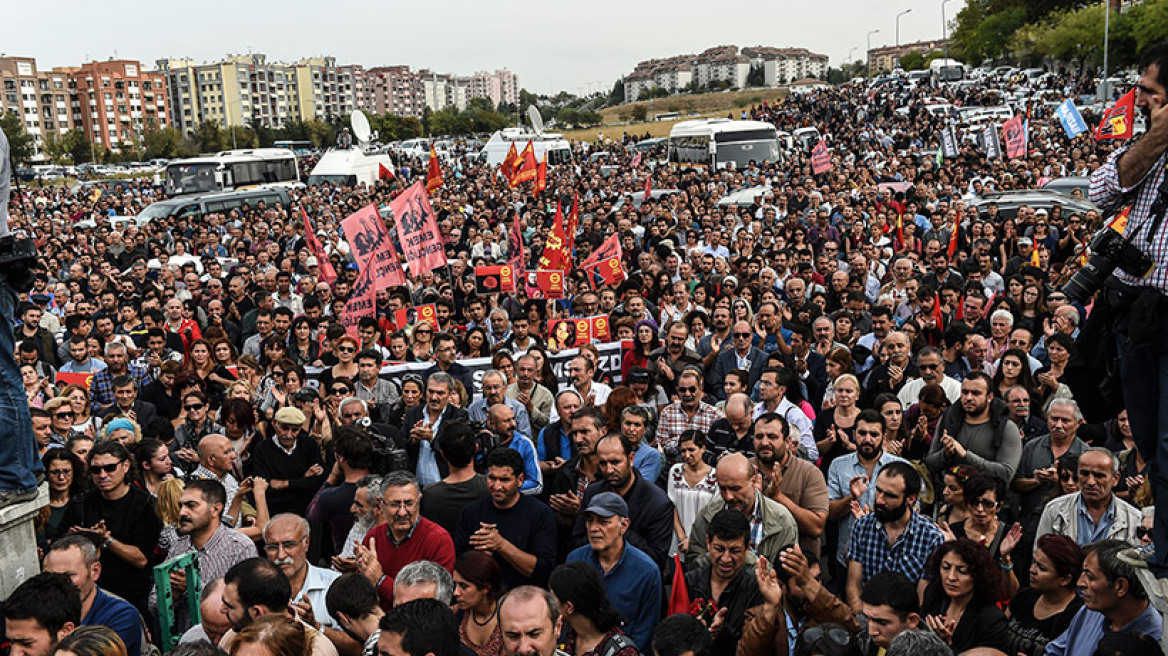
[
  {"x1": 896, "y1": 9, "x2": 912, "y2": 69},
  {"x1": 942, "y1": 0, "x2": 955, "y2": 63},
  {"x1": 867, "y1": 29, "x2": 881, "y2": 78}
]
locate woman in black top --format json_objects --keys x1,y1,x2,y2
[
  {"x1": 1002, "y1": 535, "x2": 1084, "y2": 656},
  {"x1": 920, "y1": 538, "x2": 1009, "y2": 653}
]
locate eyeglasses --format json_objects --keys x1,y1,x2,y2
[
  {"x1": 677, "y1": 386, "x2": 698, "y2": 394},
  {"x1": 263, "y1": 538, "x2": 306, "y2": 553},
  {"x1": 1060, "y1": 471, "x2": 1077, "y2": 482},
  {"x1": 91, "y1": 462, "x2": 124, "y2": 475},
  {"x1": 47, "y1": 469, "x2": 72, "y2": 478},
  {"x1": 801, "y1": 626, "x2": 852, "y2": 649},
  {"x1": 184, "y1": 403, "x2": 205, "y2": 411},
  {"x1": 54, "y1": 411, "x2": 76, "y2": 419},
  {"x1": 330, "y1": 387, "x2": 351, "y2": 395},
  {"x1": 337, "y1": 346, "x2": 356, "y2": 353},
  {"x1": 969, "y1": 497, "x2": 999, "y2": 509},
  {"x1": 384, "y1": 499, "x2": 419, "y2": 511}
]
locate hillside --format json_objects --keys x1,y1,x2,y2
[{"x1": 561, "y1": 87, "x2": 788, "y2": 142}]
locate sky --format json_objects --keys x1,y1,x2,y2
[{"x1": 4, "y1": 0, "x2": 965, "y2": 96}]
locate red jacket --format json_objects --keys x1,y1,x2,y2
[{"x1": 362, "y1": 516, "x2": 455, "y2": 608}]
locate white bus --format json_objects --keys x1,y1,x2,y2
[
  {"x1": 479, "y1": 128, "x2": 572, "y2": 166},
  {"x1": 163, "y1": 148, "x2": 300, "y2": 197},
  {"x1": 667, "y1": 119, "x2": 780, "y2": 169}
]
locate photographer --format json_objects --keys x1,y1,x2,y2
[{"x1": 1087, "y1": 43, "x2": 1168, "y2": 585}]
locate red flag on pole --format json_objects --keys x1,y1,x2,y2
[
  {"x1": 947, "y1": 214, "x2": 960, "y2": 259},
  {"x1": 533, "y1": 155, "x2": 547, "y2": 197},
  {"x1": 1095, "y1": 89, "x2": 1137, "y2": 141},
  {"x1": 426, "y1": 146, "x2": 443, "y2": 193},
  {"x1": 378, "y1": 163, "x2": 395, "y2": 181},
  {"x1": 932, "y1": 292, "x2": 946, "y2": 330},
  {"x1": 501, "y1": 142, "x2": 519, "y2": 182},
  {"x1": 643, "y1": 174, "x2": 652, "y2": 202},
  {"x1": 538, "y1": 202, "x2": 570, "y2": 272},
  {"x1": 511, "y1": 141, "x2": 538, "y2": 186},
  {"x1": 300, "y1": 208, "x2": 337, "y2": 284}
]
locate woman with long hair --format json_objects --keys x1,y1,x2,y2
[
  {"x1": 874, "y1": 394, "x2": 909, "y2": 455},
  {"x1": 208, "y1": 339, "x2": 241, "y2": 391},
  {"x1": 453, "y1": 551, "x2": 506, "y2": 656},
  {"x1": 38, "y1": 449, "x2": 85, "y2": 546},
  {"x1": 185, "y1": 338, "x2": 217, "y2": 385},
  {"x1": 684, "y1": 310, "x2": 709, "y2": 353},
  {"x1": 156, "y1": 477, "x2": 185, "y2": 553},
  {"x1": 903, "y1": 383, "x2": 948, "y2": 459},
  {"x1": 1036, "y1": 333, "x2": 1075, "y2": 406},
  {"x1": 219, "y1": 398, "x2": 258, "y2": 464},
  {"x1": 1002, "y1": 535, "x2": 1084, "y2": 656},
  {"x1": 318, "y1": 335, "x2": 359, "y2": 394},
  {"x1": 821, "y1": 347, "x2": 854, "y2": 408},
  {"x1": 527, "y1": 345, "x2": 557, "y2": 390},
  {"x1": 668, "y1": 430, "x2": 718, "y2": 554},
  {"x1": 23, "y1": 362, "x2": 54, "y2": 409},
  {"x1": 461, "y1": 327, "x2": 490, "y2": 358},
  {"x1": 1017, "y1": 283, "x2": 1047, "y2": 335},
  {"x1": 622, "y1": 320, "x2": 659, "y2": 380},
  {"x1": 491, "y1": 351, "x2": 516, "y2": 385},
  {"x1": 548, "y1": 562, "x2": 639, "y2": 656},
  {"x1": 287, "y1": 316, "x2": 321, "y2": 368},
  {"x1": 51, "y1": 625, "x2": 127, "y2": 656},
  {"x1": 260, "y1": 361, "x2": 305, "y2": 421},
  {"x1": 386, "y1": 374, "x2": 425, "y2": 429},
  {"x1": 602, "y1": 387, "x2": 640, "y2": 435},
  {"x1": 920, "y1": 538, "x2": 1009, "y2": 653},
  {"x1": 229, "y1": 614, "x2": 310, "y2": 656},
  {"x1": 133, "y1": 438, "x2": 173, "y2": 497},
  {"x1": 411, "y1": 320, "x2": 436, "y2": 360},
  {"x1": 992, "y1": 348, "x2": 1040, "y2": 402}
]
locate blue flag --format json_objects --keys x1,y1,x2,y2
[{"x1": 1056, "y1": 99, "x2": 1089, "y2": 139}]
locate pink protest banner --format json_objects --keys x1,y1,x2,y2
[
  {"x1": 342, "y1": 253, "x2": 376, "y2": 338},
  {"x1": 341, "y1": 204, "x2": 406, "y2": 288},
  {"x1": 301, "y1": 208, "x2": 337, "y2": 284},
  {"x1": 1002, "y1": 115, "x2": 1027, "y2": 159},
  {"x1": 390, "y1": 181, "x2": 447, "y2": 275},
  {"x1": 811, "y1": 139, "x2": 831, "y2": 175}
]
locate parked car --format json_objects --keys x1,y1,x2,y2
[
  {"x1": 969, "y1": 190, "x2": 1098, "y2": 219},
  {"x1": 1040, "y1": 176, "x2": 1091, "y2": 198}
]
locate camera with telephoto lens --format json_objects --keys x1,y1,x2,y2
[{"x1": 1062, "y1": 228, "x2": 1154, "y2": 303}]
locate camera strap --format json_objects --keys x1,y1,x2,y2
[{"x1": 1136, "y1": 159, "x2": 1168, "y2": 247}]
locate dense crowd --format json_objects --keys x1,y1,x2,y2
[{"x1": 1, "y1": 46, "x2": 1168, "y2": 656}]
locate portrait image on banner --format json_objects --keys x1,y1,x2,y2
[
  {"x1": 390, "y1": 181, "x2": 448, "y2": 275},
  {"x1": 548, "y1": 318, "x2": 592, "y2": 350},
  {"x1": 341, "y1": 204, "x2": 406, "y2": 287},
  {"x1": 393, "y1": 304, "x2": 438, "y2": 331}
]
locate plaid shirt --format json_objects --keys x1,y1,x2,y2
[
  {"x1": 89, "y1": 363, "x2": 153, "y2": 412},
  {"x1": 845, "y1": 510, "x2": 944, "y2": 585},
  {"x1": 655, "y1": 401, "x2": 722, "y2": 459},
  {"x1": 1090, "y1": 147, "x2": 1168, "y2": 294}
]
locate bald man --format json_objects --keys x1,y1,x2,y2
[
  {"x1": 192, "y1": 434, "x2": 239, "y2": 511},
  {"x1": 179, "y1": 578, "x2": 231, "y2": 647},
  {"x1": 706, "y1": 393, "x2": 755, "y2": 456},
  {"x1": 486, "y1": 404, "x2": 544, "y2": 496},
  {"x1": 708, "y1": 321, "x2": 768, "y2": 400},
  {"x1": 684, "y1": 453, "x2": 798, "y2": 570}
]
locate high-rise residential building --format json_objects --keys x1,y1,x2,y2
[
  {"x1": 66, "y1": 60, "x2": 169, "y2": 154},
  {"x1": 358, "y1": 66, "x2": 426, "y2": 119},
  {"x1": 287, "y1": 57, "x2": 358, "y2": 122},
  {"x1": 419, "y1": 70, "x2": 469, "y2": 112},
  {"x1": 157, "y1": 54, "x2": 294, "y2": 133},
  {"x1": 0, "y1": 56, "x2": 77, "y2": 161},
  {"x1": 468, "y1": 70, "x2": 519, "y2": 108},
  {"x1": 621, "y1": 44, "x2": 828, "y2": 103}
]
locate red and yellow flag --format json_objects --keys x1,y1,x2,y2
[
  {"x1": 1095, "y1": 89, "x2": 1136, "y2": 141},
  {"x1": 947, "y1": 215, "x2": 960, "y2": 258},
  {"x1": 425, "y1": 146, "x2": 443, "y2": 193},
  {"x1": 538, "y1": 202, "x2": 570, "y2": 272},
  {"x1": 533, "y1": 155, "x2": 547, "y2": 197},
  {"x1": 501, "y1": 142, "x2": 519, "y2": 183},
  {"x1": 510, "y1": 141, "x2": 538, "y2": 186}
]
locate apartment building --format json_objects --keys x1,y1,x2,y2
[
  {"x1": 468, "y1": 70, "x2": 519, "y2": 108},
  {"x1": 622, "y1": 44, "x2": 828, "y2": 103},
  {"x1": 867, "y1": 39, "x2": 948, "y2": 75},
  {"x1": 0, "y1": 57, "x2": 76, "y2": 161},
  {"x1": 67, "y1": 60, "x2": 169, "y2": 153},
  {"x1": 358, "y1": 65, "x2": 426, "y2": 119}
]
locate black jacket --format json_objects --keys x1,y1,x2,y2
[
  {"x1": 399, "y1": 404, "x2": 469, "y2": 477},
  {"x1": 572, "y1": 471, "x2": 675, "y2": 570}
]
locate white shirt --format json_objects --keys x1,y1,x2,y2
[
  {"x1": 897, "y1": 375, "x2": 962, "y2": 407},
  {"x1": 753, "y1": 398, "x2": 817, "y2": 460}
]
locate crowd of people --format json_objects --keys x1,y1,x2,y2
[{"x1": 1, "y1": 43, "x2": 1168, "y2": 656}]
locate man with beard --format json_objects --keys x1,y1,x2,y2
[
  {"x1": 708, "y1": 321, "x2": 767, "y2": 400},
  {"x1": 683, "y1": 508, "x2": 763, "y2": 655},
  {"x1": 1036, "y1": 448, "x2": 1143, "y2": 548},
  {"x1": 573, "y1": 433, "x2": 674, "y2": 571},
  {"x1": 354, "y1": 471, "x2": 455, "y2": 608},
  {"x1": 844, "y1": 461, "x2": 943, "y2": 614},
  {"x1": 751, "y1": 413, "x2": 828, "y2": 559},
  {"x1": 924, "y1": 372, "x2": 1022, "y2": 484},
  {"x1": 547, "y1": 407, "x2": 605, "y2": 550},
  {"x1": 648, "y1": 322, "x2": 702, "y2": 397},
  {"x1": 826, "y1": 410, "x2": 906, "y2": 586},
  {"x1": 219, "y1": 558, "x2": 338, "y2": 656},
  {"x1": 697, "y1": 306, "x2": 733, "y2": 370},
  {"x1": 686, "y1": 453, "x2": 798, "y2": 570},
  {"x1": 43, "y1": 535, "x2": 145, "y2": 656},
  {"x1": 152, "y1": 479, "x2": 257, "y2": 633},
  {"x1": 896, "y1": 347, "x2": 961, "y2": 407}
]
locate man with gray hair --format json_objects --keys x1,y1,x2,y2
[
  {"x1": 469, "y1": 369, "x2": 532, "y2": 438},
  {"x1": 178, "y1": 578, "x2": 230, "y2": 647},
  {"x1": 1012, "y1": 398, "x2": 1088, "y2": 538},
  {"x1": 1035, "y1": 447, "x2": 1143, "y2": 549},
  {"x1": 399, "y1": 371, "x2": 468, "y2": 485},
  {"x1": 332, "y1": 475, "x2": 383, "y2": 569},
  {"x1": 261, "y1": 514, "x2": 348, "y2": 648},
  {"x1": 392, "y1": 560, "x2": 454, "y2": 606},
  {"x1": 884, "y1": 629, "x2": 952, "y2": 656},
  {"x1": 498, "y1": 586, "x2": 566, "y2": 656}
]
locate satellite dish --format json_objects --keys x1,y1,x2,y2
[
  {"x1": 527, "y1": 106, "x2": 544, "y2": 137},
  {"x1": 351, "y1": 110, "x2": 372, "y2": 145}
]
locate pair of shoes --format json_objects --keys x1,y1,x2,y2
[{"x1": 0, "y1": 487, "x2": 39, "y2": 510}]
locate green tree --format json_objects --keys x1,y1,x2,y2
[
  {"x1": 1037, "y1": 5, "x2": 1106, "y2": 72},
  {"x1": 900, "y1": 52, "x2": 927, "y2": 71},
  {"x1": 193, "y1": 120, "x2": 225, "y2": 153},
  {"x1": 1, "y1": 111, "x2": 36, "y2": 166},
  {"x1": 556, "y1": 107, "x2": 579, "y2": 127},
  {"x1": 1128, "y1": 0, "x2": 1168, "y2": 54},
  {"x1": 41, "y1": 130, "x2": 77, "y2": 164},
  {"x1": 63, "y1": 129, "x2": 91, "y2": 164},
  {"x1": 746, "y1": 63, "x2": 766, "y2": 87},
  {"x1": 608, "y1": 79, "x2": 625, "y2": 106},
  {"x1": 630, "y1": 104, "x2": 648, "y2": 122},
  {"x1": 143, "y1": 125, "x2": 183, "y2": 159},
  {"x1": 304, "y1": 120, "x2": 335, "y2": 148}
]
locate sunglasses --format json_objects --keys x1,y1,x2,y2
[
  {"x1": 733, "y1": 332, "x2": 753, "y2": 338},
  {"x1": 330, "y1": 387, "x2": 351, "y2": 395},
  {"x1": 918, "y1": 363, "x2": 941, "y2": 370},
  {"x1": 337, "y1": 346, "x2": 356, "y2": 353},
  {"x1": 91, "y1": 462, "x2": 124, "y2": 474},
  {"x1": 969, "y1": 498, "x2": 999, "y2": 509},
  {"x1": 1138, "y1": 526, "x2": 1152, "y2": 539},
  {"x1": 415, "y1": 330, "x2": 432, "y2": 335},
  {"x1": 54, "y1": 411, "x2": 76, "y2": 419},
  {"x1": 677, "y1": 386, "x2": 698, "y2": 394},
  {"x1": 1060, "y1": 471, "x2": 1077, "y2": 482},
  {"x1": 801, "y1": 627, "x2": 851, "y2": 648},
  {"x1": 184, "y1": 403, "x2": 205, "y2": 411}
]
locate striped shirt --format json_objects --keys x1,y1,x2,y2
[{"x1": 1089, "y1": 147, "x2": 1168, "y2": 294}]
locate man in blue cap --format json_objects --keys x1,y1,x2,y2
[{"x1": 565, "y1": 491, "x2": 662, "y2": 652}]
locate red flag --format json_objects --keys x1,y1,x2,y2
[
  {"x1": 947, "y1": 214, "x2": 960, "y2": 259},
  {"x1": 378, "y1": 163, "x2": 395, "y2": 180},
  {"x1": 579, "y1": 233, "x2": 623, "y2": 270},
  {"x1": 1095, "y1": 89, "x2": 1136, "y2": 141},
  {"x1": 896, "y1": 213, "x2": 904, "y2": 250},
  {"x1": 668, "y1": 554, "x2": 691, "y2": 615},
  {"x1": 511, "y1": 141, "x2": 537, "y2": 186},
  {"x1": 538, "y1": 202, "x2": 570, "y2": 271},
  {"x1": 534, "y1": 270, "x2": 565, "y2": 299},
  {"x1": 501, "y1": 142, "x2": 519, "y2": 182},
  {"x1": 426, "y1": 146, "x2": 443, "y2": 193},
  {"x1": 643, "y1": 174, "x2": 652, "y2": 202},
  {"x1": 390, "y1": 181, "x2": 448, "y2": 275},
  {"x1": 300, "y1": 208, "x2": 337, "y2": 284},
  {"x1": 533, "y1": 155, "x2": 547, "y2": 197},
  {"x1": 932, "y1": 292, "x2": 946, "y2": 330}
]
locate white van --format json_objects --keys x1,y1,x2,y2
[
  {"x1": 307, "y1": 147, "x2": 395, "y2": 188},
  {"x1": 479, "y1": 128, "x2": 572, "y2": 166}
]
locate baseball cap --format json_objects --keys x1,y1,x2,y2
[
  {"x1": 1018, "y1": 237, "x2": 1033, "y2": 247},
  {"x1": 584, "y1": 492, "x2": 628, "y2": 518},
  {"x1": 306, "y1": 257, "x2": 319, "y2": 267}
]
